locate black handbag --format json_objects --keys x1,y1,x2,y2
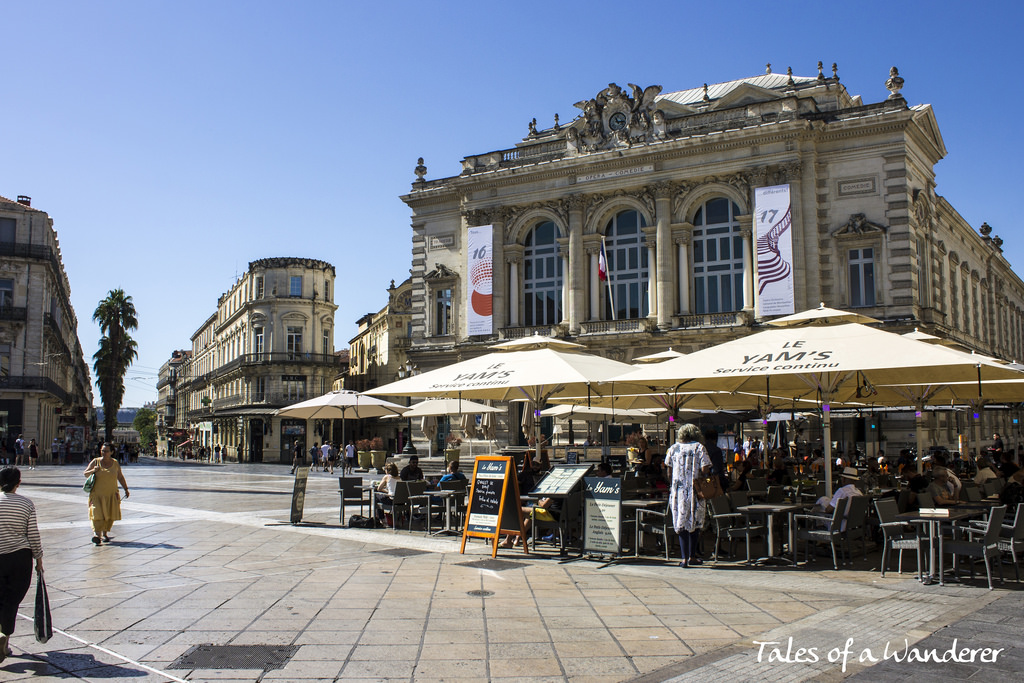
[{"x1": 34, "y1": 569, "x2": 52, "y2": 643}]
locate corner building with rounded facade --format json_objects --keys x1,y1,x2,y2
[{"x1": 401, "y1": 67, "x2": 1024, "y2": 449}]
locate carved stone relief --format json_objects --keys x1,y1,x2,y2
[
  {"x1": 572, "y1": 82, "x2": 665, "y2": 151},
  {"x1": 833, "y1": 213, "x2": 888, "y2": 237}
]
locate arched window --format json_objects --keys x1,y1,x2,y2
[
  {"x1": 604, "y1": 209, "x2": 649, "y2": 320},
  {"x1": 523, "y1": 221, "x2": 563, "y2": 326},
  {"x1": 692, "y1": 198, "x2": 744, "y2": 314}
]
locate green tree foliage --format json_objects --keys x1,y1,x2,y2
[
  {"x1": 132, "y1": 407, "x2": 157, "y2": 450},
  {"x1": 92, "y1": 289, "x2": 139, "y2": 442}
]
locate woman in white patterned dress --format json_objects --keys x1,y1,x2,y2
[{"x1": 664, "y1": 423, "x2": 711, "y2": 567}]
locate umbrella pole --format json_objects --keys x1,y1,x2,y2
[
  {"x1": 823, "y1": 397, "x2": 833, "y2": 498},
  {"x1": 915, "y1": 403, "x2": 926, "y2": 474}
]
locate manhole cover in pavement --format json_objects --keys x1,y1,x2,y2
[
  {"x1": 371, "y1": 548, "x2": 431, "y2": 557},
  {"x1": 169, "y1": 644, "x2": 299, "y2": 670},
  {"x1": 457, "y1": 559, "x2": 527, "y2": 571},
  {"x1": 466, "y1": 589, "x2": 495, "y2": 597}
]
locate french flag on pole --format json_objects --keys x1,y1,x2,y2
[{"x1": 598, "y1": 241, "x2": 608, "y2": 281}]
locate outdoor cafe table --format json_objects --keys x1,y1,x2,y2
[
  {"x1": 623, "y1": 499, "x2": 666, "y2": 557},
  {"x1": 422, "y1": 488, "x2": 465, "y2": 536},
  {"x1": 895, "y1": 508, "x2": 983, "y2": 586},
  {"x1": 736, "y1": 503, "x2": 807, "y2": 565}
]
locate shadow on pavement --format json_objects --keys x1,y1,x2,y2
[
  {"x1": 105, "y1": 540, "x2": 182, "y2": 550},
  {"x1": 4, "y1": 651, "x2": 151, "y2": 678}
]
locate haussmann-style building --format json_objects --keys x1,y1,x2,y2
[
  {"x1": 397, "y1": 64, "x2": 1024, "y2": 453},
  {"x1": 0, "y1": 194, "x2": 94, "y2": 460},
  {"x1": 175, "y1": 257, "x2": 340, "y2": 463}
]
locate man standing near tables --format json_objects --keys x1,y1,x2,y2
[
  {"x1": 990, "y1": 433, "x2": 1004, "y2": 459},
  {"x1": 703, "y1": 428, "x2": 727, "y2": 493}
]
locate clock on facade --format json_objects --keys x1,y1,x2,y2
[{"x1": 608, "y1": 111, "x2": 627, "y2": 131}]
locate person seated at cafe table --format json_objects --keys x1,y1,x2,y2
[
  {"x1": 501, "y1": 496, "x2": 562, "y2": 548},
  {"x1": 438, "y1": 460, "x2": 466, "y2": 483},
  {"x1": 930, "y1": 454, "x2": 962, "y2": 499},
  {"x1": 997, "y1": 451, "x2": 1020, "y2": 480},
  {"x1": 974, "y1": 454, "x2": 999, "y2": 485},
  {"x1": 595, "y1": 462, "x2": 614, "y2": 478},
  {"x1": 767, "y1": 453, "x2": 791, "y2": 487},
  {"x1": 399, "y1": 455, "x2": 424, "y2": 482},
  {"x1": 375, "y1": 462, "x2": 401, "y2": 524},
  {"x1": 862, "y1": 458, "x2": 882, "y2": 490},
  {"x1": 925, "y1": 467, "x2": 958, "y2": 506},
  {"x1": 729, "y1": 460, "x2": 753, "y2": 492},
  {"x1": 814, "y1": 468, "x2": 863, "y2": 530}
]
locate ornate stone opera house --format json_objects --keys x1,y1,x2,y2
[{"x1": 402, "y1": 65, "x2": 1024, "y2": 374}]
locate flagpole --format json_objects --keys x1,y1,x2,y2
[{"x1": 601, "y1": 236, "x2": 616, "y2": 321}]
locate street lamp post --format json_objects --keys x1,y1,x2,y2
[{"x1": 398, "y1": 360, "x2": 417, "y2": 454}]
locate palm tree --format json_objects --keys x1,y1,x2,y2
[{"x1": 92, "y1": 289, "x2": 139, "y2": 441}]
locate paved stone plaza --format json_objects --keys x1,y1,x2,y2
[{"x1": 1, "y1": 459, "x2": 1020, "y2": 682}]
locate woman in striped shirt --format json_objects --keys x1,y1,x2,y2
[{"x1": 0, "y1": 467, "x2": 44, "y2": 662}]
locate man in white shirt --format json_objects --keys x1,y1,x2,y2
[{"x1": 816, "y1": 467, "x2": 863, "y2": 531}]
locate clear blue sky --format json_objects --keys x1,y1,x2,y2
[{"x1": 2, "y1": 1, "x2": 1021, "y2": 407}]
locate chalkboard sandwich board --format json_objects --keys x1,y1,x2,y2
[{"x1": 461, "y1": 456, "x2": 527, "y2": 557}]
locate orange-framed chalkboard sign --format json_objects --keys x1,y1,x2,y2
[{"x1": 460, "y1": 456, "x2": 527, "y2": 557}]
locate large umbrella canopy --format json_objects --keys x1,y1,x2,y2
[
  {"x1": 539, "y1": 403, "x2": 665, "y2": 422},
  {"x1": 615, "y1": 321, "x2": 1024, "y2": 493},
  {"x1": 480, "y1": 401, "x2": 497, "y2": 441},
  {"x1": 276, "y1": 390, "x2": 407, "y2": 447},
  {"x1": 366, "y1": 335, "x2": 633, "y2": 452},
  {"x1": 366, "y1": 336, "x2": 632, "y2": 405},
  {"x1": 633, "y1": 348, "x2": 685, "y2": 363},
  {"x1": 765, "y1": 302, "x2": 879, "y2": 327},
  {"x1": 402, "y1": 398, "x2": 501, "y2": 418}
]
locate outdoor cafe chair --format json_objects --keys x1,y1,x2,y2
[
  {"x1": 337, "y1": 476, "x2": 365, "y2": 524},
  {"x1": 728, "y1": 490, "x2": 749, "y2": 510},
  {"x1": 875, "y1": 498, "x2": 925, "y2": 580},
  {"x1": 916, "y1": 491, "x2": 934, "y2": 509},
  {"x1": 746, "y1": 478, "x2": 768, "y2": 499},
  {"x1": 635, "y1": 507, "x2": 672, "y2": 560},
  {"x1": 964, "y1": 502, "x2": 1024, "y2": 582},
  {"x1": 390, "y1": 481, "x2": 426, "y2": 531},
  {"x1": 709, "y1": 495, "x2": 765, "y2": 563},
  {"x1": 843, "y1": 496, "x2": 871, "y2": 562},
  {"x1": 896, "y1": 489, "x2": 912, "y2": 513},
  {"x1": 962, "y1": 484, "x2": 982, "y2": 502},
  {"x1": 439, "y1": 479, "x2": 469, "y2": 528},
  {"x1": 946, "y1": 505, "x2": 1007, "y2": 590},
  {"x1": 766, "y1": 486, "x2": 785, "y2": 504},
  {"x1": 793, "y1": 497, "x2": 849, "y2": 570}
]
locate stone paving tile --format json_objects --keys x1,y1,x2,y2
[{"x1": 12, "y1": 462, "x2": 1024, "y2": 682}]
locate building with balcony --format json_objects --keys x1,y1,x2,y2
[
  {"x1": 155, "y1": 349, "x2": 189, "y2": 455},
  {"x1": 175, "y1": 257, "x2": 340, "y2": 463},
  {"x1": 0, "y1": 195, "x2": 93, "y2": 459},
  {"x1": 346, "y1": 278, "x2": 414, "y2": 452},
  {"x1": 400, "y1": 65, "x2": 1024, "y2": 450}
]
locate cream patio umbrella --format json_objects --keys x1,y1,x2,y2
[
  {"x1": 419, "y1": 416, "x2": 438, "y2": 457},
  {"x1": 613, "y1": 320, "x2": 1024, "y2": 495},
  {"x1": 402, "y1": 398, "x2": 501, "y2": 459},
  {"x1": 365, "y1": 335, "x2": 634, "y2": 453},
  {"x1": 275, "y1": 390, "x2": 408, "y2": 452}
]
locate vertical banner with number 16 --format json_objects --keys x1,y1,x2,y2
[{"x1": 467, "y1": 225, "x2": 493, "y2": 335}]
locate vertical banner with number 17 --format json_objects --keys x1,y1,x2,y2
[
  {"x1": 754, "y1": 184, "x2": 795, "y2": 316},
  {"x1": 467, "y1": 225, "x2": 493, "y2": 335}
]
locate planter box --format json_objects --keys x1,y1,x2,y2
[
  {"x1": 444, "y1": 448, "x2": 461, "y2": 464},
  {"x1": 370, "y1": 450, "x2": 387, "y2": 470},
  {"x1": 358, "y1": 451, "x2": 372, "y2": 469}
]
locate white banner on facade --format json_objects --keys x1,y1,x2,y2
[
  {"x1": 754, "y1": 184, "x2": 795, "y2": 316},
  {"x1": 467, "y1": 225, "x2": 493, "y2": 335}
]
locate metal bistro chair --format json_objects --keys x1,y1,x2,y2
[
  {"x1": 439, "y1": 479, "x2": 469, "y2": 529},
  {"x1": 746, "y1": 478, "x2": 768, "y2": 500},
  {"x1": 875, "y1": 498, "x2": 925, "y2": 580},
  {"x1": 338, "y1": 476, "x2": 365, "y2": 524},
  {"x1": 727, "y1": 490, "x2": 749, "y2": 510},
  {"x1": 947, "y1": 505, "x2": 1007, "y2": 590},
  {"x1": 389, "y1": 481, "x2": 426, "y2": 532},
  {"x1": 965, "y1": 502, "x2": 1024, "y2": 582},
  {"x1": 709, "y1": 495, "x2": 765, "y2": 563},
  {"x1": 635, "y1": 505, "x2": 672, "y2": 560},
  {"x1": 765, "y1": 485, "x2": 785, "y2": 504},
  {"x1": 794, "y1": 497, "x2": 849, "y2": 570},
  {"x1": 843, "y1": 496, "x2": 872, "y2": 562}
]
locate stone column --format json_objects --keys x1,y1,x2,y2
[
  {"x1": 642, "y1": 225, "x2": 658, "y2": 322},
  {"x1": 505, "y1": 246, "x2": 523, "y2": 327},
  {"x1": 567, "y1": 195, "x2": 585, "y2": 334},
  {"x1": 557, "y1": 237, "x2": 570, "y2": 327},
  {"x1": 490, "y1": 212, "x2": 507, "y2": 332},
  {"x1": 673, "y1": 225, "x2": 693, "y2": 315},
  {"x1": 739, "y1": 218, "x2": 755, "y2": 313},
  {"x1": 654, "y1": 184, "x2": 673, "y2": 330},
  {"x1": 585, "y1": 242, "x2": 601, "y2": 320}
]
